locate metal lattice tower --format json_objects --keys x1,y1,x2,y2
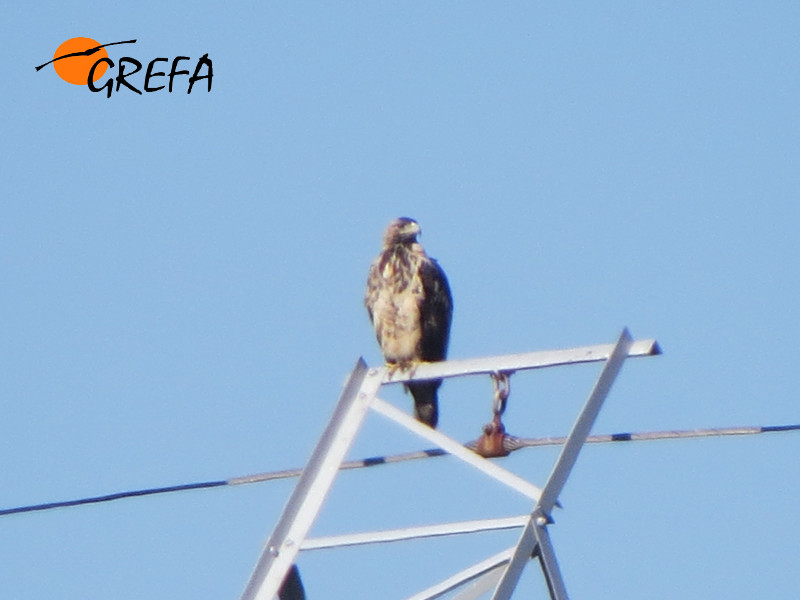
[{"x1": 240, "y1": 328, "x2": 661, "y2": 600}]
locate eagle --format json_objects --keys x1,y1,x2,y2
[{"x1": 365, "y1": 217, "x2": 453, "y2": 428}]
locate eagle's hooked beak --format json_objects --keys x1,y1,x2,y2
[
  {"x1": 384, "y1": 217, "x2": 422, "y2": 246},
  {"x1": 402, "y1": 219, "x2": 421, "y2": 239}
]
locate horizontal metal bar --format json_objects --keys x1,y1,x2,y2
[
  {"x1": 301, "y1": 515, "x2": 530, "y2": 551},
  {"x1": 371, "y1": 397, "x2": 543, "y2": 502},
  {"x1": 403, "y1": 548, "x2": 514, "y2": 600},
  {"x1": 382, "y1": 338, "x2": 660, "y2": 384}
]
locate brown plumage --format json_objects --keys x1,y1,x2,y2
[{"x1": 365, "y1": 217, "x2": 453, "y2": 427}]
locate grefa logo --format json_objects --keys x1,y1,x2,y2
[{"x1": 36, "y1": 38, "x2": 212, "y2": 98}]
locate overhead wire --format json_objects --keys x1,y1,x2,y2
[{"x1": 1, "y1": 423, "x2": 797, "y2": 518}]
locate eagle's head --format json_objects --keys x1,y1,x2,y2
[{"x1": 383, "y1": 217, "x2": 421, "y2": 247}]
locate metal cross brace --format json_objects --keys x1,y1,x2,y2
[
  {"x1": 487, "y1": 329, "x2": 634, "y2": 600},
  {"x1": 240, "y1": 328, "x2": 658, "y2": 600}
]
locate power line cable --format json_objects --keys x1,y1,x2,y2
[{"x1": 1, "y1": 423, "x2": 797, "y2": 518}]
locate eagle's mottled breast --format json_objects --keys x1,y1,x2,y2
[{"x1": 366, "y1": 243, "x2": 427, "y2": 363}]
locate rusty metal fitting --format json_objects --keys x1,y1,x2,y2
[{"x1": 474, "y1": 414, "x2": 511, "y2": 458}]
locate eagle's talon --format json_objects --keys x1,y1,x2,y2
[
  {"x1": 385, "y1": 361, "x2": 418, "y2": 381},
  {"x1": 385, "y1": 362, "x2": 402, "y2": 380},
  {"x1": 401, "y1": 361, "x2": 418, "y2": 378}
]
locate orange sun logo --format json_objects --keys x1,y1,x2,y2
[
  {"x1": 52, "y1": 37, "x2": 109, "y2": 85},
  {"x1": 35, "y1": 38, "x2": 214, "y2": 97}
]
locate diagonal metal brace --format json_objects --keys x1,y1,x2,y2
[
  {"x1": 489, "y1": 328, "x2": 635, "y2": 600},
  {"x1": 371, "y1": 397, "x2": 544, "y2": 502},
  {"x1": 240, "y1": 359, "x2": 384, "y2": 600},
  {"x1": 536, "y1": 328, "x2": 634, "y2": 516}
]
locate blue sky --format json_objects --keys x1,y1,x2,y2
[{"x1": 3, "y1": 2, "x2": 799, "y2": 598}]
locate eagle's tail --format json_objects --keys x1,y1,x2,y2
[{"x1": 406, "y1": 380, "x2": 440, "y2": 428}]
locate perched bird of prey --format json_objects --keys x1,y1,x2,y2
[{"x1": 365, "y1": 217, "x2": 453, "y2": 428}]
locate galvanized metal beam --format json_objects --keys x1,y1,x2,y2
[
  {"x1": 449, "y1": 567, "x2": 506, "y2": 600},
  {"x1": 489, "y1": 518, "x2": 538, "y2": 600},
  {"x1": 372, "y1": 397, "x2": 543, "y2": 501},
  {"x1": 536, "y1": 328, "x2": 634, "y2": 516},
  {"x1": 534, "y1": 520, "x2": 569, "y2": 600},
  {"x1": 301, "y1": 515, "x2": 528, "y2": 551},
  {"x1": 490, "y1": 329, "x2": 634, "y2": 599},
  {"x1": 383, "y1": 336, "x2": 659, "y2": 384},
  {"x1": 403, "y1": 548, "x2": 514, "y2": 600},
  {"x1": 240, "y1": 359, "x2": 384, "y2": 600}
]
